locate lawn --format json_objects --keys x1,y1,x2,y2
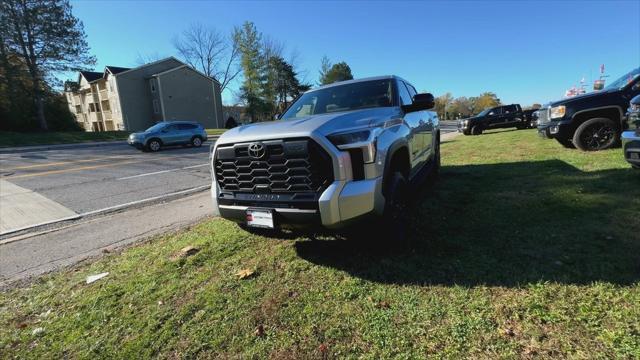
[
  {"x1": 1, "y1": 129, "x2": 638, "y2": 358},
  {"x1": 206, "y1": 128, "x2": 227, "y2": 136},
  {"x1": 0, "y1": 131, "x2": 130, "y2": 148}
]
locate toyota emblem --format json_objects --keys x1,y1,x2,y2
[{"x1": 248, "y1": 142, "x2": 266, "y2": 159}]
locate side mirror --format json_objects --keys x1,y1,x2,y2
[{"x1": 404, "y1": 93, "x2": 435, "y2": 112}]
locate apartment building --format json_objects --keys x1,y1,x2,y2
[{"x1": 64, "y1": 57, "x2": 224, "y2": 132}]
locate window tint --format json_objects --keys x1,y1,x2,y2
[
  {"x1": 398, "y1": 81, "x2": 413, "y2": 106},
  {"x1": 405, "y1": 82, "x2": 418, "y2": 98},
  {"x1": 178, "y1": 124, "x2": 196, "y2": 130},
  {"x1": 490, "y1": 107, "x2": 502, "y2": 115},
  {"x1": 165, "y1": 124, "x2": 178, "y2": 132}
]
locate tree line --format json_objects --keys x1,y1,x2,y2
[{"x1": 434, "y1": 92, "x2": 502, "y2": 120}]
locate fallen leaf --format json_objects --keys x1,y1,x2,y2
[
  {"x1": 254, "y1": 324, "x2": 265, "y2": 337},
  {"x1": 375, "y1": 300, "x2": 391, "y2": 309},
  {"x1": 236, "y1": 269, "x2": 255, "y2": 279},
  {"x1": 318, "y1": 343, "x2": 328, "y2": 353},
  {"x1": 504, "y1": 328, "x2": 515, "y2": 337},
  {"x1": 170, "y1": 246, "x2": 200, "y2": 261},
  {"x1": 32, "y1": 327, "x2": 44, "y2": 336},
  {"x1": 158, "y1": 301, "x2": 164, "y2": 306}
]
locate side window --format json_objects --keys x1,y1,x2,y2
[
  {"x1": 397, "y1": 81, "x2": 413, "y2": 106},
  {"x1": 490, "y1": 107, "x2": 502, "y2": 116},
  {"x1": 504, "y1": 106, "x2": 511, "y2": 114},
  {"x1": 165, "y1": 124, "x2": 178, "y2": 132},
  {"x1": 405, "y1": 82, "x2": 418, "y2": 99}
]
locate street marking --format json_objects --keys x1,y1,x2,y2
[
  {"x1": 117, "y1": 163, "x2": 209, "y2": 180},
  {"x1": 3, "y1": 155, "x2": 130, "y2": 171},
  {"x1": 4, "y1": 160, "x2": 143, "y2": 179}
]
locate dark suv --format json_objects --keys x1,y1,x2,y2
[
  {"x1": 458, "y1": 104, "x2": 527, "y2": 135},
  {"x1": 537, "y1": 67, "x2": 640, "y2": 151}
]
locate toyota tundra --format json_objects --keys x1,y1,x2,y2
[{"x1": 210, "y1": 76, "x2": 440, "y2": 243}]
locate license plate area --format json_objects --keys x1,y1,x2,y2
[{"x1": 246, "y1": 208, "x2": 275, "y2": 229}]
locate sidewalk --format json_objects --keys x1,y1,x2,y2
[
  {"x1": 0, "y1": 191, "x2": 213, "y2": 286},
  {"x1": 0, "y1": 180, "x2": 79, "y2": 235}
]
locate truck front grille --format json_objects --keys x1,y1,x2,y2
[
  {"x1": 537, "y1": 108, "x2": 550, "y2": 125},
  {"x1": 214, "y1": 138, "x2": 334, "y2": 194}
]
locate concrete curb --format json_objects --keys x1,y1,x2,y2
[
  {"x1": 0, "y1": 184, "x2": 211, "y2": 242},
  {"x1": 0, "y1": 136, "x2": 219, "y2": 154}
]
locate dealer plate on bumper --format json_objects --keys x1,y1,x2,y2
[{"x1": 246, "y1": 209, "x2": 275, "y2": 229}]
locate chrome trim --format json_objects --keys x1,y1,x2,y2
[{"x1": 218, "y1": 205, "x2": 318, "y2": 214}]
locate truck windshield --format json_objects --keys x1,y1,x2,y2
[
  {"x1": 281, "y1": 79, "x2": 394, "y2": 120},
  {"x1": 476, "y1": 108, "x2": 492, "y2": 116},
  {"x1": 605, "y1": 68, "x2": 640, "y2": 91}
]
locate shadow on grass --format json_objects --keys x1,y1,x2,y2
[{"x1": 295, "y1": 160, "x2": 640, "y2": 286}]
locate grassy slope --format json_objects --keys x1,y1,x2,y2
[
  {"x1": 0, "y1": 131, "x2": 130, "y2": 148},
  {"x1": 1, "y1": 129, "x2": 638, "y2": 358}
]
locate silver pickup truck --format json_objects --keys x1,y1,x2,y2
[{"x1": 210, "y1": 76, "x2": 440, "y2": 244}]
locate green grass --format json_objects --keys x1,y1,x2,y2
[
  {"x1": 1, "y1": 129, "x2": 639, "y2": 358},
  {"x1": 206, "y1": 129, "x2": 226, "y2": 136},
  {"x1": 0, "y1": 131, "x2": 130, "y2": 148}
]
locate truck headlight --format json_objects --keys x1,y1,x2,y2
[
  {"x1": 327, "y1": 129, "x2": 378, "y2": 163},
  {"x1": 550, "y1": 105, "x2": 566, "y2": 119}
]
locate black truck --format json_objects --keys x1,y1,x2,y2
[
  {"x1": 537, "y1": 67, "x2": 640, "y2": 151},
  {"x1": 458, "y1": 104, "x2": 530, "y2": 135}
]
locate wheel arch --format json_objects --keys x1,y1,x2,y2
[
  {"x1": 383, "y1": 140, "x2": 411, "y2": 193},
  {"x1": 571, "y1": 106, "x2": 624, "y2": 130},
  {"x1": 145, "y1": 137, "x2": 163, "y2": 147}
]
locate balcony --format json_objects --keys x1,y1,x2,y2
[{"x1": 103, "y1": 110, "x2": 112, "y2": 120}]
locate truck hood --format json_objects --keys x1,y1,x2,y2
[
  {"x1": 550, "y1": 89, "x2": 616, "y2": 107},
  {"x1": 217, "y1": 107, "x2": 399, "y2": 144}
]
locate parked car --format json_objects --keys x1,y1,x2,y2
[
  {"x1": 128, "y1": 121, "x2": 208, "y2": 152},
  {"x1": 210, "y1": 76, "x2": 440, "y2": 245},
  {"x1": 458, "y1": 104, "x2": 528, "y2": 135},
  {"x1": 523, "y1": 108, "x2": 538, "y2": 128},
  {"x1": 537, "y1": 67, "x2": 640, "y2": 151},
  {"x1": 622, "y1": 94, "x2": 640, "y2": 169}
]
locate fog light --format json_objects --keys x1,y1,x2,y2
[{"x1": 550, "y1": 126, "x2": 560, "y2": 134}]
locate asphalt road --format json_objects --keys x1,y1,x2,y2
[
  {"x1": 0, "y1": 142, "x2": 213, "y2": 215},
  {"x1": 1, "y1": 123, "x2": 458, "y2": 216}
]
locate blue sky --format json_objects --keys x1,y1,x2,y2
[{"x1": 71, "y1": 0, "x2": 640, "y2": 106}]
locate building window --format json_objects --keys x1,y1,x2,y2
[
  {"x1": 153, "y1": 99, "x2": 160, "y2": 114},
  {"x1": 150, "y1": 79, "x2": 156, "y2": 93}
]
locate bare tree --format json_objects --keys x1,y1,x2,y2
[
  {"x1": 134, "y1": 51, "x2": 165, "y2": 66},
  {"x1": 173, "y1": 23, "x2": 240, "y2": 92}
]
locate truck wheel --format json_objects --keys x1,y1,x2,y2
[
  {"x1": 471, "y1": 125, "x2": 483, "y2": 135},
  {"x1": 382, "y1": 172, "x2": 410, "y2": 248},
  {"x1": 462, "y1": 130, "x2": 471, "y2": 136},
  {"x1": 572, "y1": 118, "x2": 618, "y2": 151}
]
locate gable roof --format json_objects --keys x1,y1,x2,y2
[
  {"x1": 105, "y1": 66, "x2": 130, "y2": 75},
  {"x1": 79, "y1": 71, "x2": 103, "y2": 83},
  {"x1": 151, "y1": 64, "x2": 220, "y2": 85}
]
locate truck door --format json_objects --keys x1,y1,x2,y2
[
  {"x1": 405, "y1": 81, "x2": 433, "y2": 159},
  {"x1": 487, "y1": 107, "x2": 503, "y2": 128},
  {"x1": 503, "y1": 105, "x2": 518, "y2": 127},
  {"x1": 397, "y1": 80, "x2": 424, "y2": 172}
]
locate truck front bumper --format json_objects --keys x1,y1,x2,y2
[
  {"x1": 211, "y1": 176, "x2": 385, "y2": 229},
  {"x1": 622, "y1": 130, "x2": 640, "y2": 167}
]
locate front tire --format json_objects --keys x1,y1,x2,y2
[
  {"x1": 191, "y1": 136, "x2": 203, "y2": 147},
  {"x1": 572, "y1": 118, "x2": 619, "y2": 151},
  {"x1": 471, "y1": 125, "x2": 483, "y2": 135},
  {"x1": 381, "y1": 172, "x2": 410, "y2": 249},
  {"x1": 147, "y1": 139, "x2": 162, "y2": 152}
]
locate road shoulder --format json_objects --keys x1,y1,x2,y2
[{"x1": 0, "y1": 190, "x2": 213, "y2": 287}]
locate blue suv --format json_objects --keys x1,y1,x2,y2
[{"x1": 128, "y1": 121, "x2": 208, "y2": 152}]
